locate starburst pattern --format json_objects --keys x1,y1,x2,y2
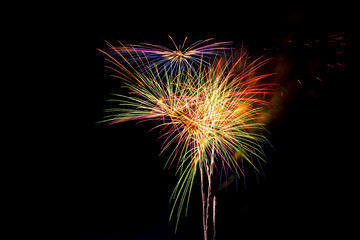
[
  {"x1": 98, "y1": 39, "x2": 277, "y2": 237},
  {"x1": 109, "y1": 36, "x2": 232, "y2": 75}
]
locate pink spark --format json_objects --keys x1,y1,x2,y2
[
  {"x1": 316, "y1": 77, "x2": 322, "y2": 82},
  {"x1": 327, "y1": 64, "x2": 335, "y2": 68},
  {"x1": 336, "y1": 63, "x2": 346, "y2": 67},
  {"x1": 336, "y1": 52, "x2": 344, "y2": 54},
  {"x1": 298, "y1": 79, "x2": 302, "y2": 86}
]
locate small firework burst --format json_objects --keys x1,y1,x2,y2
[{"x1": 108, "y1": 36, "x2": 232, "y2": 75}]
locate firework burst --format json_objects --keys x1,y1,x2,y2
[
  {"x1": 109, "y1": 36, "x2": 232, "y2": 75},
  {"x1": 99, "y1": 39, "x2": 277, "y2": 239}
]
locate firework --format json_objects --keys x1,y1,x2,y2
[
  {"x1": 99, "y1": 39, "x2": 277, "y2": 239},
  {"x1": 108, "y1": 36, "x2": 232, "y2": 75}
]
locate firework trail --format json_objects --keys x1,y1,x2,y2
[{"x1": 98, "y1": 39, "x2": 277, "y2": 239}]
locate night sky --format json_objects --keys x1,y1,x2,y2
[{"x1": 20, "y1": 4, "x2": 354, "y2": 240}]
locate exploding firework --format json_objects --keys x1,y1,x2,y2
[
  {"x1": 108, "y1": 36, "x2": 232, "y2": 75},
  {"x1": 98, "y1": 39, "x2": 277, "y2": 239}
]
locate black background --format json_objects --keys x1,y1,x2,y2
[{"x1": 18, "y1": 3, "x2": 354, "y2": 240}]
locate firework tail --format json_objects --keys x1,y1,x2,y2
[
  {"x1": 200, "y1": 143, "x2": 217, "y2": 240},
  {"x1": 199, "y1": 163, "x2": 207, "y2": 240}
]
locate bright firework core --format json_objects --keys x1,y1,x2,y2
[{"x1": 176, "y1": 51, "x2": 183, "y2": 57}]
